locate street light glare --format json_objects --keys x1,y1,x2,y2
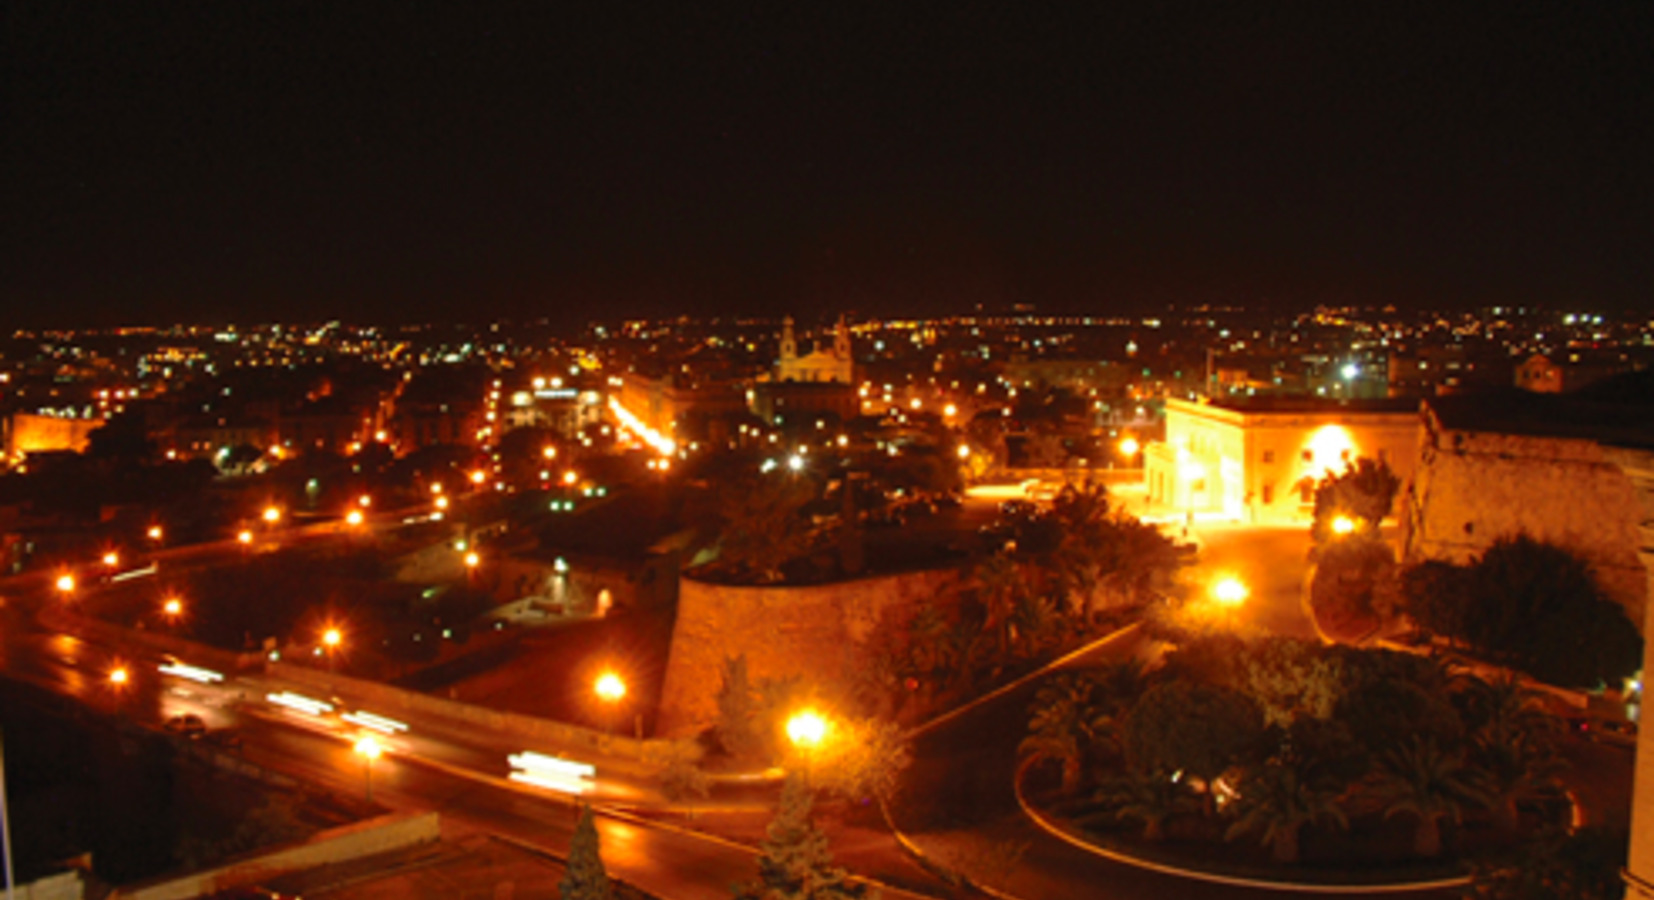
[
  {"x1": 1331, "y1": 515, "x2": 1356, "y2": 535},
  {"x1": 102, "y1": 551, "x2": 119, "y2": 566},
  {"x1": 323, "y1": 627, "x2": 343, "y2": 648},
  {"x1": 595, "y1": 672, "x2": 627, "y2": 702},
  {"x1": 262, "y1": 506, "x2": 281, "y2": 524},
  {"x1": 237, "y1": 529, "x2": 253, "y2": 544},
  {"x1": 55, "y1": 573, "x2": 75, "y2": 593},
  {"x1": 786, "y1": 709, "x2": 829, "y2": 749},
  {"x1": 464, "y1": 551, "x2": 481, "y2": 568},
  {"x1": 1119, "y1": 436, "x2": 1140, "y2": 457},
  {"x1": 1212, "y1": 577, "x2": 1249, "y2": 607},
  {"x1": 346, "y1": 509, "x2": 364, "y2": 526},
  {"x1": 163, "y1": 598, "x2": 183, "y2": 617},
  {"x1": 109, "y1": 666, "x2": 129, "y2": 685},
  {"x1": 354, "y1": 735, "x2": 382, "y2": 760}
]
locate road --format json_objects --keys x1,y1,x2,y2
[{"x1": 0, "y1": 584, "x2": 941, "y2": 900}]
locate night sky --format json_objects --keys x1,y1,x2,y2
[{"x1": 3, "y1": 3, "x2": 1650, "y2": 328}]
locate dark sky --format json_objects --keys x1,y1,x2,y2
[{"x1": 3, "y1": 3, "x2": 1650, "y2": 328}]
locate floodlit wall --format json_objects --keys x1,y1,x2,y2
[
  {"x1": 656, "y1": 566, "x2": 964, "y2": 737},
  {"x1": 5, "y1": 412, "x2": 103, "y2": 457},
  {"x1": 1401, "y1": 412, "x2": 1648, "y2": 625}
]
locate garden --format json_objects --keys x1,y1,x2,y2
[{"x1": 1019, "y1": 632, "x2": 1577, "y2": 886}]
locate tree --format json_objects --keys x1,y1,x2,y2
[
  {"x1": 1240, "y1": 638, "x2": 1346, "y2": 729},
  {"x1": 1373, "y1": 736, "x2": 1492, "y2": 858},
  {"x1": 1308, "y1": 535, "x2": 1400, "y2": 642},
  {"x1": 1467, "y1": 826, "x2": 1628, "y2": 900},
  {"x1": 1400, "y1": 536, "x2": 1643, "y2": 688},
  {"x1": 660, "y1": 741, "x2": 713, "y2": 813},
  {"x1": 1090, "y1": 770, "x2": 1199, "y2": 842},
  {"x1": 804, "y1": 716, "x2": 911, "y2": 806},
  {"x1": 1020, "y1": 674, "x2": 1108, "y2": 794},
  {"x1": 1122, "y1": 681, "x2": 1265, "y2": 791},
  {"x1": 736, "y1": 775, "x2": 871, "y2": 900},
  {"x1": 715, "y1": 656, "x2": 765, "y2": 763},
  {"x1": 1455, "y1": 675, "x2": 1564, "y2": 832},
  {"x1": 1309, "y1": 457, "x2": 1400, "y2": 547},
  {"x1": 710, "y1": 472, "x2": 821, "y2": 583},
  {"x1": 561, "y1": 806, "x2": 614, "y2": 900},
  {"x1": 1223, "y1": 760, "x2": 1349, "y2": 864}
]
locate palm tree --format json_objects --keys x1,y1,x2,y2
[
  {"x1": 972, "y1": 551, "x2": 1029, "y2": 664},
  {"x1": 1224, "y1": 762, "x2": 1349, "y2": 864},
  {"x1": 1092, "y1": 770, "x2": 1199, "y2": 842},
  {"x1": 1373, "y1": 736, "x2": 1492, "y2": 857},
  {"x1": 1020, "y1": 674, "x2": 1109, "y2": 794},
  {"x1": 1456, "y1": 673, "x2": 1564, "y2": 832}
]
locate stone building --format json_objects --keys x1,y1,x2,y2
[
  {"x1": 1400, "y1": 388, "x2": 1654, "y2": 625},
  {"x1": 773, "y1": 315, "x2": 854, "y2": 385},
  {"x1": 1143, "y1": 396, "x2": 1421, "y2": 523}
]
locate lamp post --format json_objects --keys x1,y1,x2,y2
[
  {"x1": 322, "y1": 626, "x2": 342, "y2": 672},
  {"x1": 595, "y1": 672, "x2": 639, "y2": 738},
  {"x1": 786, "y1": 709, "x2": 830, "y2": 783},
  {"x1": 354, "y1": 736, "x2": 382, "y2": 802}
]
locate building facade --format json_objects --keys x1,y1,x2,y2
[{"x1": 1144, "y1": 396, "x2": 1421, "y2": 523}]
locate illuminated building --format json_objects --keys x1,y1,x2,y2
[{"x1": 1144, "y1": 396, "x2": 1421, "y2": 523}]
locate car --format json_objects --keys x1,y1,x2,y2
[{"x1": 165, "y1": 713, "x2": 207, "y2": 738}]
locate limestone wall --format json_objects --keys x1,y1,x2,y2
[
  {"x1": 1402, "y1": 414, "x2": 1649, "y2": 625},
  {"x1": 656, "y1": 566, "x2": 964, "y2": 737}
]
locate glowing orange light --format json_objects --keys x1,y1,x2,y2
[
  {"x1": 55, "y1": 574, "x2": 75, "y2": 593},
  {"x1": 787, "y1": 710, "x2": 829, "y2": 749},
  {"x1": 562, "y1": 471, "x2": 578, "y2": 486},
  {"x1": 237, "y1": 529, "x2": 253, "y2": 545},
  {"x1": 469, "y1": 470, "x2": 486, "y2": 485},
  {"x1": 147, "y1": 525, "x2": 164, "y2": 541},
  {"x1": 262, "y1": 506, "x2": 281, "y2": 524},
  {"x1": 109, "y1": 667, "x2": 129, "y2": 686},
  {"x1": 163, "y1": 598, "x2": 183, "y2": 617},
  {"x1": 101, "y1": 551, "x2": 119, "y2": 567},
  {"x1": 434, "y1": 495, "x2": 450, "y2": 510},
  {"x1": 1119, "y1": 437, "x2": 1141, "y2": 457},
  {"x1": 322, "y1": 627, "x2": 342, "y2": 649},
  {"x1": 542, "y1": 446, "x2": 557, "y2": 460},
  {"x1": 345, "y1": 509, "x2": 364, "y2": 526},
  {"x1": 1212, "y1": 577, "x2": 1249, "y2": 607},
  {"x1": 358, "y1": 494, "x2": 373, "y2": 508},
  {"x1": 464, "y1": 551, "x2": 480, "y2": 568},
  {"x1": 595, "y1": 672, "x2": 627, "y2": 702},
  {"x1": 1331, "y1": 515, "x2": 1356, "y2": 536},
  {"x1": 430, "y1": 482, "x2": 444, "y2": 495}
]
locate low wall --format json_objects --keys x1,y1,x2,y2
[
  {"x1": 111, "y1": 812, "x2": 440, "y2": 900},
  {"x1": 656, "y1": 566, "x2": 964, "y2": 737},
  {"x1": 39, "y1": 607, "x2": 264, "y2": 674},
  {"x1": 19, "y1": 870, "x2": 82, "y2": 900},
  {"x1": 268, "y1": 660, "x2": 682, "y2": 766}
]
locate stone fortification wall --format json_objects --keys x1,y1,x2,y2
[
  {"x1": 656, "y1": 566, "x2": 963, "y2": 737},
  {"x1": 1402, "y1": 413, "x2": 1648, "y2": 625}
]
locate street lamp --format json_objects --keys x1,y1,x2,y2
[
  {"x1": 345, "y1": 509, "x2": 364, "y2": 527},
  {"x1": 434, "y1": 495, "x2": 450, "y2": 511},
  {"x1": 463, "y1": 551, "x2": 480, "y2": 569},
  {"x1": 108, "y1": 666, "x2": 129, "y2": 686},
  {"x1": 147, "y1": 525, "x2": 164, "y2": 541},
  {"x1": 322, "y1": 626, "x2": 343, "y2": 670},
  {"x1": 162, "y1": 597, "x2": 183, "y2": 620},
  {"x1": 1118, "y1": 436, "x2": 1140, "y2": 458},
  {"x1": 262, "y1": 506, "x2": 282, "y2": 525},
  {"x1": 1331, "y1": 515, "x2": 1356, "y2": 536},
  {"x1": 595, "y1": 671, "x2": 640, "y2": 737},
  {"x1": 236, "y1": 529, "x2": 253, "y2": 545},
  {"x1": 1212, "y1": 576, "x2": 1249, "y2": 608},
  {"x1": 101, "y1": 551, "x2": 119, "y2": 567},
  {"x1": 354, "y1": 735, "x2": 382, "y2": 802},
  {"x1": 55, "y1": 573, "x2": 75, "y2": 594},
  {"x1": 786, "y1": 709, "x2": 829, "y2": 751}
]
